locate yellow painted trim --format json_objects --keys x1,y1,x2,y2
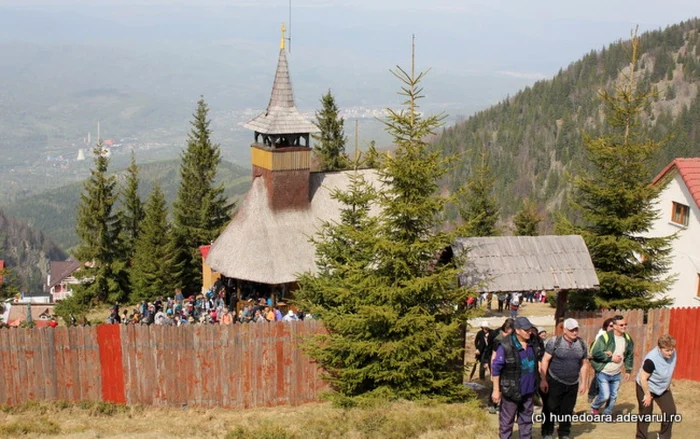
[{"x1": 252, "y1": 147, "x2": 309, "y2": 171}]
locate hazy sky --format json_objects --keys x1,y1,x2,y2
[{"x1": 2, "y1": 0, "x2": 699, "y2": 78}]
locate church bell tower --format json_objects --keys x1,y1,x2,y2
[{"x1": 243, "y1": 24, "x2": 319, "y2": 211}]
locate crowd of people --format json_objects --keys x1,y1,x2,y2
[
  {"x1": 468, "y1": 291, "x2": 548, "y2": 319},
  {"x1": 474, "y1": 314, "x2": 678, "y2": 439},
  {"x1": 106, "y1": 287, "x2": 311, "y2": 326}
]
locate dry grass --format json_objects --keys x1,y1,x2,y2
[
  {"x1": 0, "y1": 399, "x2": 496, "y2": 439},
  {"x1": 1, "y1": 379, "x2": 698, "y2": 438}
]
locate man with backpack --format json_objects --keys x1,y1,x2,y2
[
  {"x1": 492, "y1": 316, "x2": 542, "y2": 438},
  {"x1": 539, "y1": 318, "x2": 588, "y2": 439},
  {"x1": 590, "y1": 315, "x2": 634, "y2": 417}
]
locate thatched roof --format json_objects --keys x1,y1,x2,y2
[
  {"x1": 243, "y1": 48, "x2": 318, "y2": 135},
  {"x1": 206, "y1": 169, "x2": 380, "y2": 284},
  {"x1": 452, "y1": 235, "x2": 599, "y2": 292}
]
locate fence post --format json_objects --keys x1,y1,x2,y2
[{"x1": 97, "y1": 324, "x2": 126, "y2": 404}]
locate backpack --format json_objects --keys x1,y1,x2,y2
[
  {"x1": 552, "y1": 335, "x2": 587, "y2": 362},
  {"x1": 601, "y1": 332, "x2": 631, "y2": 344}
]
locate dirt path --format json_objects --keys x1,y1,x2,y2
[{"x1": 480, "y1": 378, "x2": 698, "y2": 438}]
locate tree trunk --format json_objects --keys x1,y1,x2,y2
[{"x1": 554, "y1": 289, "x2": 568, "y2": 336}]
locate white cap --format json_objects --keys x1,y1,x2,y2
[
  {"x1": 564, "y1": 318, "x2": 579, "y2": 330},
  {"x1": 480, "y1": 320, "x2": 490, "y2": 328}
]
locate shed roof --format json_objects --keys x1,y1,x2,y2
[
  {"x1": 452, "y1": 235, "x2": 599, "y2": 293},
  {"x1": 243, "y1": 47, "x2": 318, "y2": 135},
  {"x1": 206, "y1": 169, "x2": 381, "y2": 285},
  {"x1": 652, "y1": 157, "x2": 700, "y2": 209}
]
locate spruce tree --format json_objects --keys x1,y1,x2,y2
[
  {"x1": 312, "y1": 89, "x2": 350, "y2": 171},
  {"x1": 296, "y1": 40, "x2": 471, "y2": 402},
  {"x1": 171, "y1": 97, "x2": 233, "y2": 293},
  {"x1": 459, "y1": 147, "x2": 500, "y2": 236},
  {"x1": 130, "y1": 182, "x2": 179, "y2": 301},
  {"x1": 557, "y1": 30, "x2": 675, "y2": 310},
  {"x1": 70, "y1": 141, "x2": 129, "y2": 307},
  {"x1": 514, "y1": 197, "x2": 541, "y2": 236},
  {"x1": 120, "y1": 151, "x2": 144, "y2": 263},
  {"x1": 0, "y1": 267, "x2": 20, "y2": 318}
]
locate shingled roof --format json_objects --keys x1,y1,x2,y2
[
  {"x1": 243, "y1": 47, "x2": 318, "y2": 135},
  {"x1": 652, "y1": 158, "x2": 700, "y2": 209},
  {"x1": 48, "y1": 260, "x2": 81, "y2": 289},
  {"x1": 206, "y1": 169, "x2": 380, "y2": 285},
  {"x1": 452, "y1": 235, "x2": 599, "y2": 293}
]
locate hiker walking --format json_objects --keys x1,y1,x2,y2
[
  {"x1": 590, "y1": 315, "x2": 634, "y2": 416},
  {"x1": 587, "y1": 317, "x2": 616, "y2": 403},
  {"x1": 636, "y1": 335, "x2": 678, "y2": 439},
  {"x1": 492, "y1": 317, "x2": 541, "y2": 439},
  {"x1": 474, "y1": 321, "x2": 492, "y2": 380},
  {"x1": 539, "y1": 318, "x2": 588, "y2": 439}
]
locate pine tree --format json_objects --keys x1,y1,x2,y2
[
  {"x1": 296, "y1": 39, "x2": 471, "y2": 402},
  {"x1": 312, "y1": 89, "x2": 350, "y2": 171},
  {"x1": 120, "y1": 151, "x2": 144, "y2": 263},
  {"x1": 130, "y1": 182, "x2": 180, "y2": 301},
  {"x1": 513, "y1": 197, "x2": 541, "y2": 236},
  {"x1": 171, "y1": 97, "x2": 233, "y2": 293},
  {"x1": 459, "y1": 147, "x2": 500, "y2": 236},
  {"x1": 0, "y1": 267, "x2": 20, "y2": 318},
  {"x1": 64, "y1": 141, "x2": 129, "y2": 312},
  {"x1": 557, "y1": 29, "x2": 675, "y2": 310}
]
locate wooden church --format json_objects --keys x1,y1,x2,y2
[{"x1": 205, "y1": 26, "x2": 380, "y2": 304}]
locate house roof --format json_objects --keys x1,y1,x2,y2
[
  {"x1": 242, "y1": 47, "x2": 318, "y2": 135},
  {"x1": 48, "y1": 260, "x2": 81, "y2": 289},
  {"x1": 7, "y1": 304, "x2": 54, "y2": 327},
  {"x1": 206, "y1": 169, "x2": 381, "y2": 285},
  {"x1": 652, "y1": 158, "x2": 700, "y2": 209},
  {"x1": 452, "y1": 235, "x2": 600, "y2": 293},
  {"x1": 199, "y1": 245, "x2": 211, "y2": 260}
]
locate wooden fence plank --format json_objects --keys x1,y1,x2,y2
[{"x1": 1, "y1": 329, "x2": 15, "y2": 404}]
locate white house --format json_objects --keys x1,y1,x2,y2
[
  {"x1": 649, "y1": 158, "x2": 700, "y2": 307},
  {"x1": 47, "y1": 260, "x2": 82, "y2": 302}
]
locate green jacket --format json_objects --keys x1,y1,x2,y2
[{"x1": 590, "y1": 330, "x2": 634, "y2": 373}]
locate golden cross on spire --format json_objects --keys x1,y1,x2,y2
[{"x1": 280, "y1": 22, "x2": 286, "y2": 50}]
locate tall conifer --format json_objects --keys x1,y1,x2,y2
[
  {"x1": 296, "y1": 39, "x2": 471, "y2": 402},
  {"x1": 459, "y1": 147, "x2": 500, "y2": 236},
  {"x1": 71, "y1": 141, "x2": 129, "y2": 306},
  {"x1": 557, "y1": 29, "x2": 675, "y2": 310},
  {"x1": 513, "y1": 198, "x2": 541, "y2": 236},
  {"x1": 130, "y1": 183, "x2": 179, "y2": 301},
  {"x1": 312, "y1": 90, "x2": 349, "y2": 171},
  {"x1": 120, "y1": 151, "x2": 144, "y2": 262},
  {"x1": 171, "y1": 97, "x2": 232, "y2": 293}
]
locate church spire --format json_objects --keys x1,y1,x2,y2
[
  {"x1": 243, "y1": 23, "x2": 317, "y2": 142},
  {"x1": 280, "y1": 22, "x2": 286, "y2": 50}
]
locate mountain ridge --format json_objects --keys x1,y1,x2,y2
[{"x1": 433, "y1": 18, "x2": 700, "y2": 229}]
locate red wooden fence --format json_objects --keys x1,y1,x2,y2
[
  {"x1": 1, "y1": 309, "x2": 699, "y2": 409},
  {"x1": 0, "y1": 320, "x2": 327, "y2": 408},
  {"x1": 568, "y1": 307, "x2": 697, "y2": 381}
]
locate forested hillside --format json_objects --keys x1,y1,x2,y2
[
  {"x1": 434, "y1": 19, "x2": 700, "y2": 228},
  {"x1": 2, "y1": 159, "x2": 251, "y2": 252},
  {"x1": 0, "y1": 210, "x2": 67, "y2": 292}
]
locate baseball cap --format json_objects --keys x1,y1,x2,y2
[
  {"x1": 537, "y1": 327, "x2": 546, "y2": 334},
  {"x1": 514, "y1": 317, "x2": 533, "y2": 330},
  {"x1": 480, "y1": 321, "x2": 490, "y2": 328},
  {"x1": 564, "y1": 318, "x2": 580, "y2": 330}
]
